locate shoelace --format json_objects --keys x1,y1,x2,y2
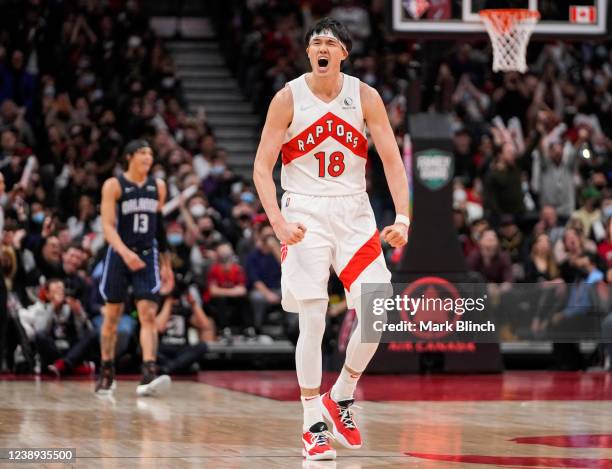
[
  {"x1": 313, "y1": 430, "x2": 333, "y2": 446},
  {"x1": 338, "y1": 404, "x2": 356, "y2": 429}
]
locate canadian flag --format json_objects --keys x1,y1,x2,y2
[{"x1": 569, "y1": 5, "x2": 597, "y2": 24}]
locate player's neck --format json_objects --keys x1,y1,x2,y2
[
  {"x1": 306, "y1": 72, "x2": 343, "y2": 101},
  {"x1": 124, "y1": 168, "x2": 148, "y2": 186}
]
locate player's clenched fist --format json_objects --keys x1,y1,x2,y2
[
  {"x1": 381, "y1": 223, "x2": 408, "y2": 248},
  {"x1": 273, "y1": 220, "x2": 307, "y2": 245}
]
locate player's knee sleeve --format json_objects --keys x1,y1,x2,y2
[
  {"x1": 344, "y1": 295, "x2": 381, "y2": 373},
  {"x1": 295, "y1": 298, "x2": 327, "y2": 389},
  {"x1": 298, "y1": 299, "x2": 327, "y2": 339}
]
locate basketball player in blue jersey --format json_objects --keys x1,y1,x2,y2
[{"x1": 96, "y1": 140, "x2": 174, "y2": 396}]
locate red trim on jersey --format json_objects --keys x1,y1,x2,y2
[
  {"x1": 281, "y1": 112, "x2": 367, "y2": 165},
  {"x1": 339, "y1": 231, "x2": 381, "y2": 292}
]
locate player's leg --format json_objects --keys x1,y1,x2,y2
[
  {"x1": 133, "y1": 246, "x2": 171, "y2": 397},
  {"x1": 281, "y1": 193, "x2": 336, "y2": 460},
  {"x1": 322, "y1": 193, "x2": 392, "y2": 448},
  {"x1": 134, "y1": 298, "x2": 170, "y2": 396},
  {"x1": 96, "y1": 248, "x2": 128, "y2": 394},
  {"x1": 95, "y1": 302, "x2": 122, "y2": 394},
  {"x1": 296, "y1": 298, "x2": 336, "y2": 461}
]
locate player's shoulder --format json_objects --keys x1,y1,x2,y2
[
  {"x1": 273, "y1": 84, "x2": 294, "y2": 107},
  {"x1": 101, "y1": 176, "x2": 121, "y2": 198},
  {"x1": 358, "y1": 80, "x2": 380, "y2": 105},
  {"x1": 267, "y1": 83, "x2": 294, "y2": 124},
  {"x1": 359, "y1": 81, "x2": 384, "y2": 119}
]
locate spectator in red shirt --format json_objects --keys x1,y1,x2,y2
[{"x1": 205, "y1": 243, "x2": 254, "y2": 340}]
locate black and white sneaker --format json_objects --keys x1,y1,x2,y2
[
  {"x1": 95, "y1": 362, "x2": 116, "y2": 395},
  {"x1": 136, "y1": 361, "x2": 171, "y2": 397}
]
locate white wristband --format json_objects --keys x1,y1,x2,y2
[{"x1": 395, "y1": 214, "x2": 410, "y2": 228}]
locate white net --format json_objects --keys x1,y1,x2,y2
[{"x1": 480, "y1": 9, "x2": 540, "y2": 73}]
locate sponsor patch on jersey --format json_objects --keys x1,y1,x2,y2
[
  {"x1": 146, "y1": 185, "x2": 156, "y2": 191},
  {"x1": 342, "y1": 96, "x2": 356, "y2": 110}
]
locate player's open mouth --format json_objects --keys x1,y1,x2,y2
[{"x1": 317, "y1": 57, "x2": 329, "y2": 68}]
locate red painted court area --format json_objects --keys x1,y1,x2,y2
[{"x1": 198, "y1": 370, "x2": 612, "y2": 401}]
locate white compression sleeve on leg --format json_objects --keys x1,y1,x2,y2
[
  {"x1": 343, "y1": 293, "x2": 381, "y2": 374},
  {"x1": 295, "y1": 298, "x2": 328, "y2": 389}
]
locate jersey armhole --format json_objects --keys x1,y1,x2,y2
[
  {"x1": 280, "y1": 83, "x2": 296, "y2": 142},
  {"x1": 356, "y1": 79, "x2": 366, "y2": 125}
]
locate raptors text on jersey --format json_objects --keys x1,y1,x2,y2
[{"x1": 281, "y1": 74, "x2": 367, "y2": 196}]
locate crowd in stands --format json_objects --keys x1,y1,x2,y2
[
  {"x1": 214, "y1": 0, "x2": 612, "y2": 368},
  {"x1": 0, "y1": 0, "x2": 610, "y2": 375},
  {"x1": 0, "y1": 0, "x2": 285, "y2": 376}
]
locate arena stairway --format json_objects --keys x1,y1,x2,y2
[{"x1": 152, "y1": 16, "x2": 261, "y2": 183}]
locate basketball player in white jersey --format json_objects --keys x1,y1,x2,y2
[{"x1": 253, "y1": 18, "x2": 409, "y2": 460}]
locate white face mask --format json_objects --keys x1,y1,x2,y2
[
  {"x1": 454, "y1": 189, "x2": 467, "y2": 204},
  {"x1": 190, "y1": 204, "x2": 206, "y2": 218}
]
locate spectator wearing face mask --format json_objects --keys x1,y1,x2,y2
[
  {"x1": 246, "y1": 224, "x2": 282, "y2": 333},
  {"x1": 202, "y1": 149, "x2": 238, "y2": 218},
  {"x1": 591, "y1": 198, "x2": 612, "y2": 244},
  {"x1": 166, "y1": 221, "x2": 192, "y2": 280},
  {"x1": 205, "y1": 242, "x2": 253, "y2": 340}
]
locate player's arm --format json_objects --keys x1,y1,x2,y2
[
  {"x1": 253, "y1": 87, "x2": 306, "y2": 245},
  {"x1": 361, "y1": 82, "x2": 409, "y2": 248},
  {"x1": 100, "y1": 178, "x2": 146, "y2": 271},
  {"x1": 156, "y1": 178, "x2": 175, "y2": 294}
]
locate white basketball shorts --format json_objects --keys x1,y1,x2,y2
[{"x1": 280, "y1": 191, "x2": 392, "y2": 313}]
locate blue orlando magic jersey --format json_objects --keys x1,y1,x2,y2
[{"x1": 116, "y1": 173, "x2": 159, "y2": 249}]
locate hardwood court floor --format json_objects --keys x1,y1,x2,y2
[{"x1": 0, "y1": 372, "x2": 611, "y2": 468}]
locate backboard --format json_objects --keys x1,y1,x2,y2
[{"x1": 390, "y1": 0, "x2": 608, "y2": 37}]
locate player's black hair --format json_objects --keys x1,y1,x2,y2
[
  {"x1": 123, "y1": 139, "x2": 151, "y2": 159},
  {"x1": 304, "y1": 17, "x2": 352, "y2": 53}
]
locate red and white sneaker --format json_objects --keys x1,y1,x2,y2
[
  {"x1": 320, "y1": 391, "x2": 361, "y2": 449},
  {"x1": 302, "y1": 422, "x2": 336, "y2": 460}
]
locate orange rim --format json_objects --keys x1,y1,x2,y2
[{"x1": 479, "y1": 9, "x2": 540, "y2": 34}]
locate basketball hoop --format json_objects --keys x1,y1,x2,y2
[{"x1": 479, "y1": 9, "x2": 540, "y2": 73}]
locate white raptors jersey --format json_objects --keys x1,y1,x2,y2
[{"x1": 281, "y1": 73, "x2": 367, "y2": 196}]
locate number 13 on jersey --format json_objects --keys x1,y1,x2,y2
[
  {"x1": 133, "y1": 214, "x2": 149, "y2": 233},
  {"x1": 314, "y1": 151, "x2": 345, "y2": 177}
]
